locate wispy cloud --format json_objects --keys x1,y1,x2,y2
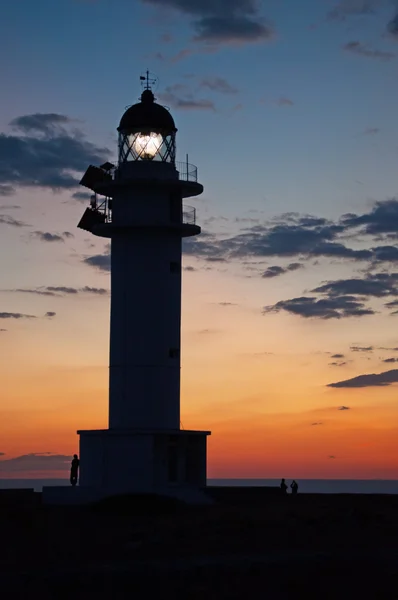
[{"x1": 343, "y1": 41, "x2": 395, "y2": 61}]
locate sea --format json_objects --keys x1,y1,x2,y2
[{"x1": 0, "y1": 479, "x2": 398, "y2": 494}]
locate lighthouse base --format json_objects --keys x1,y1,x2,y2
[{"x1": 43, "y1": 428, "x2": 211, "y2": 506}]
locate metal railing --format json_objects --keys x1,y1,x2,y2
[
  {"x1": 183, "y1": 205, "x2": 196, "y2": 225},
  {"x1": 176, "y1": 161, "x2": 198, "y2": 183}
]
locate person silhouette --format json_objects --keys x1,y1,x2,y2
[
  {"x1": 290, "y1": 480, "x2": 299, "y2": 495},
  {"x1": 70, "y1": 454, "x2": 79, "y2": 487},
  {"x1": 280, "y1": 478, "x2": 288, "y2": 494}
]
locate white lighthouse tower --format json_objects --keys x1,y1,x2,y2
[{"x1": 44, "y1": 75, "x2": 211, "y2": 505}]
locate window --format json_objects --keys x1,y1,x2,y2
[
  {"x1": 169, "y1": 348, "x2": 180, "y2": 359},
  {"x1": 170, "y1": 262, "x2": 181, "y2": 274}
]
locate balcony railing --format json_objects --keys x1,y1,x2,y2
[
  {"x1": 183, "y1": 205, "x2": 196, "y2": 225},
  {"x1": 176, "y1": 161, "x2": 198, "y2": 183}
]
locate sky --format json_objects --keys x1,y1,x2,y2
[{"x1": 1, "y1": 0, "x2": 398, "y2": 480}]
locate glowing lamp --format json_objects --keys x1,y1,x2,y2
[{"x1": 131, "y1": 132, "x2": 163, "y2": 160}]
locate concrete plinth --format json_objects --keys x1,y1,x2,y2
[{"x1": 43, "y1": 428, "x2": 211, "y2": 506}]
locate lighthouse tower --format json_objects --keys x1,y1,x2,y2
[{"x1": 49, "y1": 76, "x2": 210, "y2": 504}]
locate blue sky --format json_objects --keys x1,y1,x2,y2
[
  {"x1": 2, "y1": 0, "x2": 398, "y2": 221},
  {"x1": 2, "y1": 0, "x2": 398, "y2": 476}
]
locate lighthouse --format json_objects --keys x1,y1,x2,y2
[{"x1": 44, "y1": 75, "x2": 211, "y2": 504}]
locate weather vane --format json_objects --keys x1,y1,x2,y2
[{"x1": 140, "y1": 69, "x2": 158, "y2": 92}]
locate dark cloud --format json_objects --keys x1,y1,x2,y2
[
  {"x1": 0, "y1": 214, "x2": 28, "y2": 227},
  {"x1": 183, "y1": 266, "x2": 196, "y2": 271},
  {"x1": 45, "y1": 312, "x2": 56, "y2": 318},
  {"x1": 84, "y1": 253, "x2": 111, "y2": 272},
  {"x1": 0, "y1": 452, "x2": 4, "y2": 456},
  {"x1": 329, "y1": 0, "x2": 384, "y2": 20},
  {"x1": 341, "y1": 199, "x2": 398, "y2": 237},
  {"x1": 0, "y1": 452, "x2": 71, "y2": 473},
  {"x1": 10, "y1": 113, "x2": 73, "y2": 135},
  {"x1": 0, "y1": 312, "x2": 36, "y2": 319},
  {"x1": 33, "y1": 231, "x2": 65, "y2": 243},
  {"x1": 0, "y1": 204, "x2": 20, "y2": 209},
  {"x1": 217, "y1": 302, "x2": 238, "y2": 306},
  {"x1": 350, "y1": 345, "x2": 373, "y2": 352},
  {"x1": 262, "y1": 262, "x2": 303, "y2": 278},
  {"x1": 0, "y1": 113, "x2": 109, "y2": 194},
  {"x1": 0, "y1": 329, "x2": 7, "y2": 332},
  {"x1": 382, "y1": 357, "x2": 398, "y2": 363},
  {"x1": 343, "y1": 41, "x2": 395, "y2": 60},
  {"x1": 160, "y1": 85, "x2": 216, "y2": 111},
  {"x1": 363, "y1": 127, "x2": 380, "y2": 135},
  {"x1": 276, "y1": 97, "x2": 294, "y2": 107},
  {"x1": 387, "y1": 13, "x2": 398, "y2": 37},
  {"x1": 331, "y1": 353, "x2": 345, "y2": 358},
  {"x1": 142, "y1": 0, "x2": 275, "y2": 45},
  {"x1": 328, "y1": 369, "x2": 398, "y2": 388},
  {"x1": 264, "y1": 295, "x2": 374, "y2": 320},
  {"x1": 194, "y1": 16, "x2": 274, "y2": 44},
  {"x1": 72, "y1": 191, "x2": 92, "y2": 202},
  {"x1": 199, "y1": 77, "x2": 238, "y2": 94},
  {"x1": 311, "y1": 422, "x2": 323, "y2": 426},
  {"x1": 338, "y1": 406, "x2": 351, "y2": 410},
  {"x1": 312, "y1": 275, "x2": 398, "y2": 298},
  {"x1": 7, "y1": 286, "x2": 109, "y2": 297},
  {"x1": 329, "y1": 361, "x2": 347, "y2": 366},
  {"x1": 0, "y1": 185, "x2": 15, "y2": 196}
]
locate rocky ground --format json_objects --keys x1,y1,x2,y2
[{"x1": 1, "y1": 488, "x2": 398, "y2": 598}]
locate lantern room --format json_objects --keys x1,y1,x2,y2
[{"x1": 118, "y1": 88, "x2": 177, "y2": 164}]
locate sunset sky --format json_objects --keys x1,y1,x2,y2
[{"x1": 1, "y1": 0, "x2": 398, "y2": 479}]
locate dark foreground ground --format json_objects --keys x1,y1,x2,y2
[{"x1": 1, "y1": 487, "x2": 398, "y2": 599}]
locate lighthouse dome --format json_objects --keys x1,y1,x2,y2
[{"x1": 118, "y1": 90, "x2": 177, "y2": 134}]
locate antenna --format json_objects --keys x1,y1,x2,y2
[{"x1": 140, "y1": 70, "x2": 158, "y2": 92}]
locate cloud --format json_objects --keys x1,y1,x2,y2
[
  {"x1": 84, "y1": 252, "x2": 111, "y2": 272},
  {"x1": 0, "y1": 214, "x2": 28, "y2": 227},
  {"x1": 0, "y1": 185, "x2": 15, "y2": 196},
  {"x1": 328, "y1": 369, "x2": 398, "y2": 388},
  {"x1": 363, "y1": 127, "x2": 380, "y2": 135},
  {"x1": 33, "y1": 231, "x2": 66, "y2": 243},
  {"x1": 331, "y1": 353, "x2": 345, "y2": 358},
  {"x1": 341, "y1": 199, "x2": 398, "y2": 237},
  {"x1": 72, "y1": 191, "x2": 92, "y2": 202},
  {"x1": 387, "y1": 13, "x2": 398, "y2": 37},
  {"x1": 262, "y1": 263, "x2": 303, "y2": 278},
  {"x1": 199, "y1": 77, "x2": 238, "y2": 94},
  {"x1": 382, "y1": 357, "x2": 398, "y2": 363},
  {"x1": 0, "y1": 113, "x2": 109, "y2": 194},
  {"x1": 338, "y1": 406, "x2": 351, "y2": 410},
  {"x1": 218, "y1": 302, "x2": 238, "y2": 306},
  {"x1": 0, "y1": 452, "x2": 71, "y2": 473},
  {"x1": 311, "y1": 422, "x2": 323, "y2": 426},
  {"x1": 159, "y1": 85, "x2": 216, "y2": 111},
  {"x1": 7, "y1": 286, "x2": 109, "y2": 297},
  {"x1": 350, "y1": 345, "x2": 373, "y2": 352},
  {"x1": 0, "y1": 312, "x2": 36, "y2": 319},
  {"x1": 343, "y1": 41, "x2": 395, "y2": 60},
  {"x1": 312, "y1": 275, "x2": 398, "y2": 298},
  {"x1": 329, "y1": 0, "x2": 384, "y2": 20},
  {"x1": 183, "y1": 266, "x2": 196, "y2": 272},
  {"x1": 44, "y1": 312, "x2": 56, "y2": 318},
  {"x1": 10, "y1": 113, "x2": 73, "y2": 136},
  {"x1": 141, "y1": 0, "x2": 275, "y2": 45},
  {"x1": 264, "y1": 295, "x2": 374, "y2": 320},
  {"x1": 0, "y1": 329, "x2": 7, "y2": 332},
  {"x1": 329, "y1": 361, "x2": 347, "y2": 366},
  {"x1": 276, "y1": 97, "x2": 294, "y2": 107}
]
